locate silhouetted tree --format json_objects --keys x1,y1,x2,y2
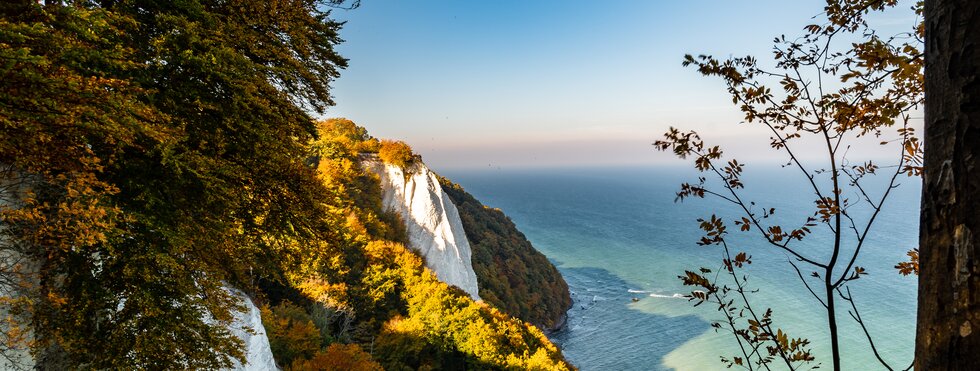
[
  {"x1": 916, "y1": 0, "x2": 980, "y2": 369},
  {"x1": 656, "y1": 1, "x2": 923, "y2": 369}
]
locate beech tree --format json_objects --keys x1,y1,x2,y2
[
  {"x1": 915, "y1": 0, "x2": 980, "y2": 369},
  {"x1": 1, "y1": 0, "x2": 349, "y2": 368},
  {"x1": 656, "y1": 1, "x2": 923, "y2": 369}
]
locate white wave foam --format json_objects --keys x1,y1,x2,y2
[
  {"x1": 627, "y1": 289, "x2": 650, "y2": 294},
  {"x1": 648, "y1": 293, "x2": 686, "y2": 299}
]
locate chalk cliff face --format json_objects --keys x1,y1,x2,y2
[
  {"x1": 361, "y1": 156, "x2": 481, "y2": 300},
  {"x1": 226, "y1": 290, "x2": 277, "y2": 371},
  {"x1": 0, "y1": 287, "x2": 276, "y2": 370}
]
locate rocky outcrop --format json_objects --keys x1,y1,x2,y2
[
  {"x1": 225, "y1": 290, "x2": 277, "y2": 371},
  {"x1": 361, "y1": 155, "x2": 481, "y2": 300}
]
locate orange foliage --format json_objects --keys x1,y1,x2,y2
[
  {"x1": 262, "y1": 302, "x2": 323, "y2": 366},
  {"x1": 288, "y1": 343, "x2": 382, "y2": 371}
]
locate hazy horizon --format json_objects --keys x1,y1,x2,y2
[{"x1": 325, "y1": 0, "x2": 920, "y2": 170}]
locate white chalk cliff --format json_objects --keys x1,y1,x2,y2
[
  {"x1": 0, "y1": 287, "x2": 276, "y2": 370},
  {"x1": 225, "y1": 290, "x2": 278, "y2": 371},
  {"x1": 362, "y1": 155, "x2": 482, "y2": 300}
]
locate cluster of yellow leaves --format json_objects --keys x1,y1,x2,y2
[
  {"x1": 895, "y1": 249, "x2": 919, "y2": 276},
  {"x1": 377, "y1": 140, "x2": 416, "y2": 169},
  {"x1": 369, "y1": 240, "x2": 571, "y2": 370}
]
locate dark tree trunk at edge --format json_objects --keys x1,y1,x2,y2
[{"x1": 917, "y1": 0, "x2": 980, "y2": 369}]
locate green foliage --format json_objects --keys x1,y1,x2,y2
[
  {"x1": 438, "y1": 177, "x2": 572, "y2": 331},
  {"x1": 377, "y1": 140, "x2": 417, "y2": 169}
]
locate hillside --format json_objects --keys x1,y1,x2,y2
[
  {"x1": 0, "y1": 2, "x2": 573, "y2": 368},
  {"x1": 255, "y1": 119, "x2": 573, "y2": 370},
  {"x1": 361, "y1": 155, "x2": 482, "y2": 300}
]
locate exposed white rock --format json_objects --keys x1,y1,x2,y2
[
  {"x1": 362, "y1": 155, "x2": 481, "y2": 300},
  {"x1": 0, "y1": 171, "x2": 38, "y2": 371},
  {"x1": 225, "y1": 289, "x2": 278, "y2": 371},
  {"x1": 0, "y1": 172, "x2": 276, "y2": 369},
  {"x1": 0, "y1": 280, "x2": 277, "y2": 370}
]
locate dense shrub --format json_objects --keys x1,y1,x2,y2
[
  {"x1": 287, "y1": 343, "x2": 381, "y2": 371},
  {"x1": 262, "y1": 302, "x2": 322, "y2": 366},
  {"x1": 314, "y1": 118, "x2": 381, "y2": 156},
  {"x1": 377, "y1": 140, "x2": 416, "y2": 169},
  {"x1": 368, "y1": 241, "x2": 571, "y2": 371}
]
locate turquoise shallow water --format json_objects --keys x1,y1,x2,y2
[{"x1": 442, "y1": 165, "x2": 919, "y2": 371}]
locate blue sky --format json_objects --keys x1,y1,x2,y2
[{"x1": 324, "y1": 0, "x2": 918, "y2": 169}]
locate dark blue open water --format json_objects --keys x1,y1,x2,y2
[{"x1": 443, "y1": 165, "x2": 919, "y2": 370}]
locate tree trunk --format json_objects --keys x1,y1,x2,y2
[{"x1": 917, "y1": 0, "x2": 980, "y2": 369}]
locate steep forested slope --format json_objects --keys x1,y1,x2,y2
[
  {"x1": 439, "y1": 178, "x2": 572, "y2": 331},
  {"x1": 0, "y1": 1, "x2": 571, "y2": 368},
  {"x1": 257, "y1": 119, "x2": 570, "y2": 370}
]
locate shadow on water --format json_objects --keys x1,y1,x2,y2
[{"x1": 549, "y1": 266, "x2": 709, "y2": 371}]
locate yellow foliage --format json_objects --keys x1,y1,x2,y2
[
  {"x1": 314, "y1": 118, "x2": 379, "y2": 155},
  {"x1": 283, "y1": 120, "x2": 571, "y2": 370},
  {"x1": 295, "y1": 279, "x2": 350, "y2": 310},
  {"x1": 367, "y1": 240, "x2": 572, "y2": 370},
  {"x1": 377, "y1": 140, "x2": 416, "y2": 169}
]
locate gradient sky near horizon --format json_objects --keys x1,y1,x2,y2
[{"x1": 324, "y1": 0, "x2": 919, "y2": 170}]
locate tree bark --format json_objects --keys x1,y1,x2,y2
[{"x1": 917, "y1": 0, "x2": 980, "y2": 369}]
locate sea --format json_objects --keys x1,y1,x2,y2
[{"x1": 442, "y1": 164, "x2": 919, "y2": 371}]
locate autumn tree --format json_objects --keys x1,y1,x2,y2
[
  {"x1": 656, "y1": 1, "x2": 923, "y2": 369},
  {"x1": 287, "y1": 343, "x2": 381, "y2": 371},
  {"x1": 0, "y1": 3, "x2": 168, "y2": 368},
  {"x1": 915, "y1": 0, "x2": 980, "y2": 369},
  {"x1": 378, "y1": 139, "x2": 417, "y2": 169},
  {"x1": 1, "y1": 0, "x2": 349, "y2": 368},
  {"x1": 262, "y1": 302, "x2": 323, "y2": 367}
]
